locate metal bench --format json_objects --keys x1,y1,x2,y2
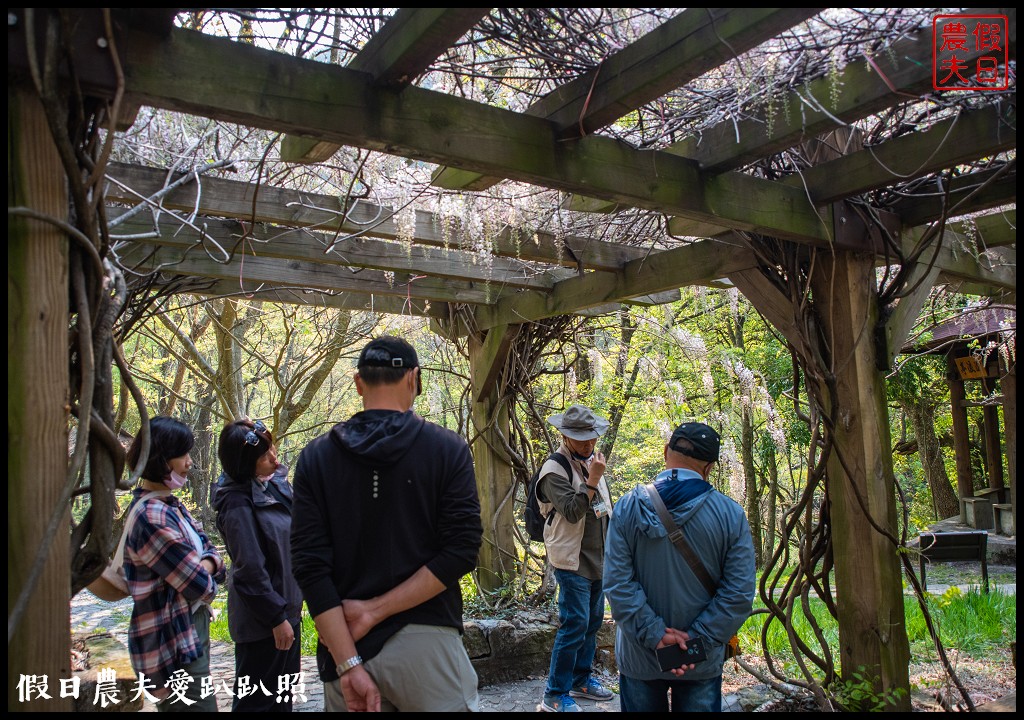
[{"x1": 917, "y1": 530, "x2": 989, "y2": 593}]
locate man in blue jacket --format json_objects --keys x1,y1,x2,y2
[
  {"x1": 291, "y1": 336, "x2": 483, "y2": 712},
  {"x1": 604, "y1": 422, "x2": 755, "y2": 712}
]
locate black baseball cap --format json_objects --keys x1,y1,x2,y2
[
  {"x1": 669, "y1": 422, "x2": 720, "y2": 462},
  {"x1": 357, "y1": 336, "x2": 419, "y2": 369}
]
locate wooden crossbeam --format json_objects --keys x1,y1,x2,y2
[
  {"x1": 281, "y1": 8, "x2": 490, "y2": 163},
  {"x1": 901, "y1": 234, "x2": 1015, "y2": 291},
  {"x1": 177, "y1": 280, "x2": 448, "y2": 319},
  {"x1": 110, "y1": 212, "x2": 561, "y2": 291},
  {"x1": 475, "y1": 237, "x2": 759, "y2": 330},
  {"x1": 105, "y1": 163, "x2": 660, "y2": 273},
  {"x1": 782, "y1": 105, "x2": 1017, "y2": 203},
  {"x1": 120, "y1": 28, "x2": 831, "y2": 245},
  {"x1": 433, "y1": 7, "x2": 821, "y2": 190},
  {"x1": 891, "y1": 165, "x2": 1017, "y2": 227},
  {"x1": 671, "y1": 8, "x2": 1016, "y2": 172},
  {"x1": 118, "y1": 243, "x2": 514, "y2": 305}
]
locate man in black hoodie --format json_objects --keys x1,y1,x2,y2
[{"x1": 291, "y1": 336, "x2": 483, "y2": 712}]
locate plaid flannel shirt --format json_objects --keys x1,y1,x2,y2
[{"x1": 124, "y1": 489, "x2": 224, "y2": 689}]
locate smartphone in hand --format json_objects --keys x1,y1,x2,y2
[{"x1": 656, "y1": 636, "x2": 707, "y2": 671}]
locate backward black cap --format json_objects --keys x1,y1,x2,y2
[
  {"x1": 357, "y1": 335, "x2": 419, "y2": 369},
  {"x1": 669, "y1": 422, "x2": 721, "y2": 462}
]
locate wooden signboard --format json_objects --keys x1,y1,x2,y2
[{"x1": 954, "y1": 355, "x2": 988, "y2": 380}]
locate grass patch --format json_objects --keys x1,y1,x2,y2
[
  {"x1": 209, "y1": 599, "x2": 319, "y2": 657},
  {"x1": 738, "y1": 586, "x2": 1015, "y2": 677}
]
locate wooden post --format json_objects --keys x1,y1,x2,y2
[
  {"x1": 1002, "y1": 363, "x2": 1016, "y2": 536},
  {"x1": 809, "y1": 249, "x2": 911, "y2": 709},
  {"x1": 467, "y1": 325, "x2": 517, "y2": 593},
  {"x1": 947, "y1": 357, "x2": 975, "y2": 520},
  {"x1": 8, "y1": 88, "x2": 72, "y2": 710},
  {"x1": 982, "y1": 403, "x2": 1004, "y2": 493}
]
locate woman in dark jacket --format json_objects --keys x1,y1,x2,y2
[{"x1": 213, "y1": 419, "x2": 303, "y2": 712}]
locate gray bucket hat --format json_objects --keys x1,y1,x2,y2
[{"x1": 548, "y1": 404, "x2": 610, "y2": 441}]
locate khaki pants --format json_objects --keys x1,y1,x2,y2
[{"x1": 324, "y1": 624, "x2": 478, "y2": 712}]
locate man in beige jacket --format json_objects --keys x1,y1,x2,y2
[{"x1": 538, "y1": 404, "x2": 615, "y2": 712}]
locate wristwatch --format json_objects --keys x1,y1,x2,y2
[
  {"x1": 336, "y1": 655, "x2": 363, "y2": 676},
  {"x1": 585, "y1": 484, "x2": 600, "y2": 492}
]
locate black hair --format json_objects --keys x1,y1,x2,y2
[
  {"x1": 357, "y1": 365, "x2": 415, "y2": 387},
  {"x1": 218, "y1": 420, "x2": 273, "y2": 482},
  {"x1": 126, "y1": 416, "x2": 195, "y2": 483}
]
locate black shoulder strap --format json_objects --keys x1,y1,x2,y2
[
  {"x1": 537, "y1": 452, "x2": 573, "y2": 505},
  {"x1": 549, "y1": 452, "x2": 572, "y2": 478},
  {"x1": 645, "y1": 483, "x2": 717, "y2": 597}
]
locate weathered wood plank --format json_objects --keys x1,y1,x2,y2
[
  {"x1": 179, "y1": 279, "x2": 448, "y2": 319},
  {"x1": 348, "y1": 8, "x2": 490, "y2": 83},
  {"x1": 783, "y1": 105, "x2": 1017, "y2": 203},
  {"x1": 891, "y1": 166, "x2": 1017, "y2": 228},
  {"x1": 104, "y1": 163, "x2": 654, "y2": 272},
  {"x1": 882, "y1": 263, "x2": 942, "y2": 368},
  {"x1": 282, "y1": 8, "x2": 490, "y2": 162},
  {"x1": 8, "y1": 87, "x2": 73, "y2": 712},
  {"x1": 901, "y1": 234, "x2": 1015, "y2": 290},
  {"x1": 672, "y1": 8, "x2": 1016, "y2": 172},
  {"x1": 808, "y1": 249, "x2": 911, "y2": 707},
  {"x1": 473, "y1": 323, "x2": 519, "y2": 404},
  {"x1": 120, "y1": 243, "x2": 511, "y2": 305},
  {"x1": 434, "y1": 7, "x2": 821, "y2": 189},
  {"x1": 476, "y1": 237, "x2": 759, "y2": 329},
  {"x1": 110, "y1": 212, "x2": 563, "y2": 290},
  {"x1": 119, "y1": 28, "x2": 831, "y2": 245}
]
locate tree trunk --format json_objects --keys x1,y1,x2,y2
[
  {"x1": 905, "y1": 400, "x2": 960, "y2": 520},
  {"x1": 741, "y1": 406, "x2": 763, "y2": 568}
]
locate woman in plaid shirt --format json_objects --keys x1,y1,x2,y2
[{"x1": 123, "y1": 416, "x2": 226, "y2": 711}]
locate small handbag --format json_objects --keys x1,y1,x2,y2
[
  {"x1": 645, "y1": 483, "x2": 742, "y2": 660},
  {"x1": 86, "y1": 491, "x2": 163, "y2": 601}
]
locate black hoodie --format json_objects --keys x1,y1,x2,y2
[{"x1": 290, "y1": 409, "x2": 482, "y2": 680}]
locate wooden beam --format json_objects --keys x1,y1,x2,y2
[
  {"x1": 890, "y1": 165, "x2": 1017, "y2": 227},
  {"x1": 433, "y1": 7, "x2": 821, "y2": 189},
  {"x1": 348, "y1": 8, "x2": 490, "y2": 84},
  {"x1": 104, "y1": 163, "x2": 658, "y2": 273},
  {"x1": 901, "y1": 235, "x2": 1015, "y2": 291},
  {"x1": 473, "y1": 324, "x2": 519, "y2": 404},
  {"x1": 179, "y1": 280, "x2": 448, "y2": 319},
  {"x1": 783, "y1": 105, "x2": 1017, "y2": 203},
  {"x1": 282, "y1": 8, "x2": 490, "y2": 163},
  {"x1": 119, "y1": 28, "x2": 832, "y2": 245},
  {"x1": 727, "y1": 268, "x2": 816, "y2": 362},
  {"x1": 110, "y1": 212, "x2": 563, "y2": 290},
  {"x1": 882, "y1": 263, "x2": 942, "y2": 369},
  {"x1": 476, "y1": 237, "x2": 759, "y2": 330},
  {"x1": 120, "y1": 243, "x2": 513, "y2": 305},
  {"x1": 672, "y1": 8, "x2": 1016, "y2": 172}
]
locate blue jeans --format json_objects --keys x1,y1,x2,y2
[
  {"x1": 619, "y1": 673, "x2": 722, "y2": 712},
  {"x1": 545, "y1": 569, "x2": 604, "y2": 697}
]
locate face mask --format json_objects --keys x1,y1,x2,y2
[
  {"x1": 571, "y1": 450, "x2": 595, "y2": 462},
  {"x1": 257, "y1": 473, "x2": 275, "y2": 484},
  {"x1": 166, "y1": 471, "x2": 188, "y2": 490}
]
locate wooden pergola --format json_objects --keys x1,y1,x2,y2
[{"x1": 8, "y1": 8, "x2": 1016, "y2": 710}]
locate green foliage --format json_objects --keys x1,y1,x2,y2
[{"x1": 830, "y1": 668, "x2": 907, "y2": 712}]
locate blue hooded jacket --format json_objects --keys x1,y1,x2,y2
[{"x1": 604, "y1": 468, "x2": 756, "y2": 681}]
